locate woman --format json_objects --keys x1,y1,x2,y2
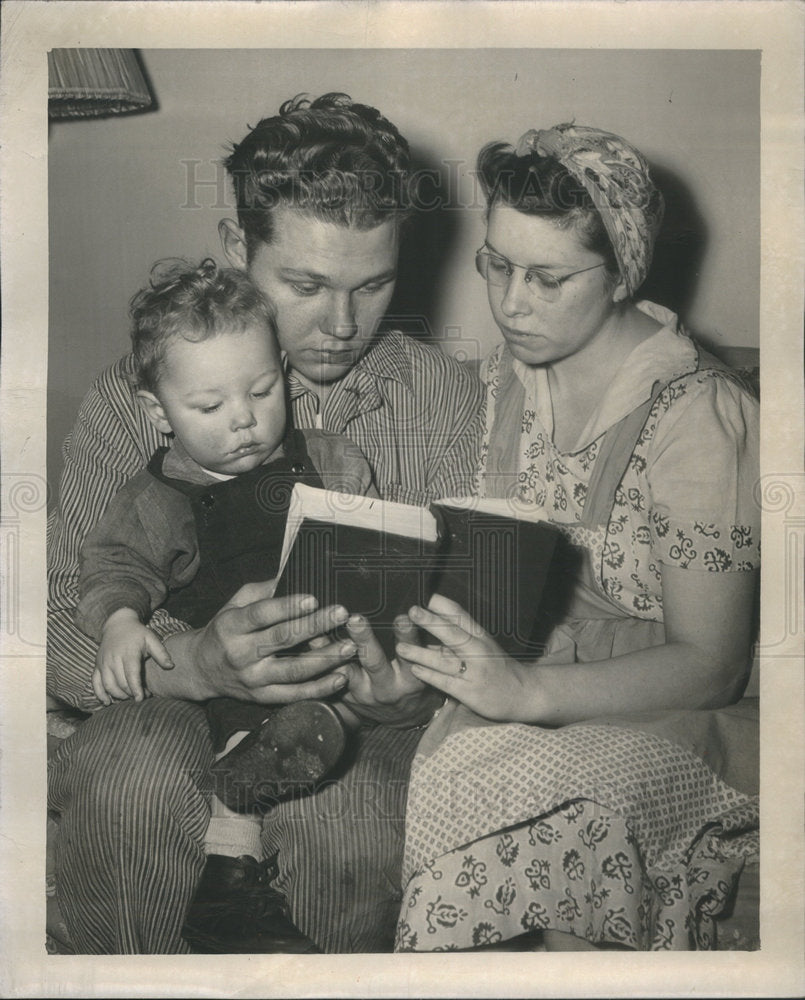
[{"x1": 393, "y1": 125, "x2": 760, "y2": 951}]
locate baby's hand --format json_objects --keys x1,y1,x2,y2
[{"x1": 92, "y1": 608, "x2": 174, "y2": 705}]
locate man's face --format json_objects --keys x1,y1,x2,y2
[{"x1": 226, "y1": 207, "x2": 399, "y2": 388}]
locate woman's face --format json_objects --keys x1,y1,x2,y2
[{"x1": 484, "y1": 203, "x2": 621, "y2": 367}]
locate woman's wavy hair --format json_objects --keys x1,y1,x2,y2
[
  {"x1": 130, "y1": 258, "x2": 276, "y2": 392},
  {"x1": 224, "y1": 93, "x2": 412, "y2": 261},
  {"x1": 476, "y1": 141, "x2": 620, "y2": 280}
]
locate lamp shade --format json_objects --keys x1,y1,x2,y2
[{"x1": 48, "y1": 48, "x2": 153, "y2": 119}]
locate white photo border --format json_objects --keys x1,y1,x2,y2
[{"x1": 2, "y1": 2, "x2": 803, "y2": 996}]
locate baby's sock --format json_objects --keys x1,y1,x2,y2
[{"x1": 204, "y1": 729, "x2": 263, "y2": 861}]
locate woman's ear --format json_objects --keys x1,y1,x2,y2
[
  {"x1": 612, "y1": 276, "x2": 630, "y2": 304},
  {"x1": 219, "y1": 218, "x2": 248, "y2": 271},
  {"x1": 136, "y1": 390, "x2": 173, "y2": 436}
]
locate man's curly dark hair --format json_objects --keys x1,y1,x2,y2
[{"x1": 224, "y1": 93, "x2": 412, "y2": 260}]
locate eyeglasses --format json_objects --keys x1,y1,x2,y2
[{"x1": 475, "y1": 247, "x2": 607, "y2": 303}]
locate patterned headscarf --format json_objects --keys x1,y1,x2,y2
[{"x1": 515, "y1": 124, "x2": 664, "y2": 295}]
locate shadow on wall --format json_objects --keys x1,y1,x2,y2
[
  {"x1": 384, "y1": 149, "x2": 462, "y2": 342},
  {"x1": 641, "y1": 163, "x2": 708, "y2": 323}
]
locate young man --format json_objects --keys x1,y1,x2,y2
[{"x1": 47, "y1": 93, "x2": 484, "y2": 953}]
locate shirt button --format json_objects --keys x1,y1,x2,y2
[
  {"x1": 291, "y1": 463, "x2": 305, "y2": 474},
  {"x1": 200, "y1": 494, "x2": 216, "y2": 508}
]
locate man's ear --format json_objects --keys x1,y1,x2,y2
[
  {"x1": 219, "y1": 218, "x2": 248, "y2": 271},
  {"x1": 136, "y1": 390, "x2": 173, "y2": 436}
]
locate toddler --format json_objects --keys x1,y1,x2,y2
[{"x1": 76, "y1": 258, "x2": 376, "y2": 950}]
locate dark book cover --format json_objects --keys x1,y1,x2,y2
[
  {"x1": 272, "y1": 513, "x2": 441, "y2": 660},
  {"x1": 272, "y1": 486, "x2": 559, "y2": 662},
  {"x1": 431, "y1": 503, "x2": 559, "y2": 660}
]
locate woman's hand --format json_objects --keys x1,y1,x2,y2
[
  {"x1": 398, "y1": 566, "x2": 758, "y2": 728},
  {"x1": 397, "y1": 594, "x2": 538, "y2": 722}
]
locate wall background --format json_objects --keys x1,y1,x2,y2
[{"x1": 48, "y1": 48, "x2": 760, "y2": 485}]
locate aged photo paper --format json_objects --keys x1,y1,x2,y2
[{"x1": 2, "y1": 1, "x2": 803, "y2": 996}]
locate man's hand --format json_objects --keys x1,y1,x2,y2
[
  {"x1": 337, "y1": 613, "x2": 445, "y2": 727},
  {"x1": 145, "y1": 581, "x2": 356, "y2": 704}
]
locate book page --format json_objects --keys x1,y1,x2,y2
[{"x1": 436, "y1": 494, "x2": 550, "y2": 521}]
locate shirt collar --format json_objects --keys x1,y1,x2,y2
[
  {"x1": 161, "y1": 440, "x2": 216, "y2": 483},
  {"x1": 513, "y1": 300, "x2": 699, "y2": 452}
]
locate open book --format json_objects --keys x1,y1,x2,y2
[{"x1": 273, "y1": 484, "x2": 559, "y2": 660}]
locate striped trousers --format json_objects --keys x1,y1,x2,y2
[{"x1": 48, "y1": 697, "x2": 421, "y2": 954}]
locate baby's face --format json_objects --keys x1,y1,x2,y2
[{"x1": 155, "y1": 324, "x2": 286, "y2": 475}]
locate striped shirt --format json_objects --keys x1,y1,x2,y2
[{"x1": 48, "y1": 331, "x2": 485, "y2": 709}]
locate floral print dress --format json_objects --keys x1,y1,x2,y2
[{"x1": 395, "y1": 303, "x2": 760, "y2": 952}]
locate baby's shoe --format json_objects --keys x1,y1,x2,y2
[
  {"x1": 209, "y1": 700, "x2": 347, "y2": 812},
  {"x1": 182, "y1": 853, "x2": 319, "y2": 954}
]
